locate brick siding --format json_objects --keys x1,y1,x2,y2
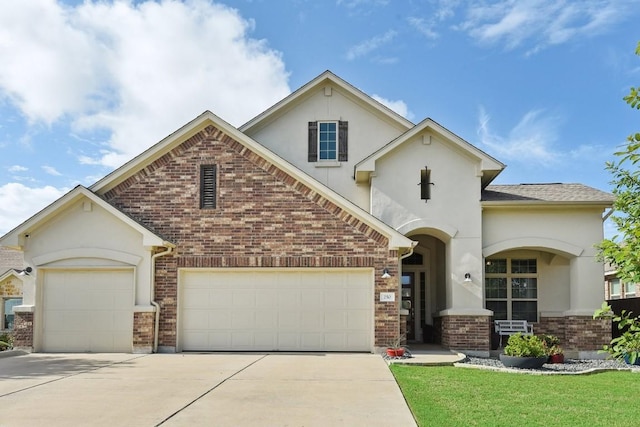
[
  {"x1": 104, "y1": 125, "x2": 400, "y2": 349},
  {"x1": 440, "y1": 315, "x2": 491, "y2": 352},
  {"x1": 12, "y1": 312, "x2": 33, "y2": 350},
  {"x1": 133, "y1": 312, "x2": 155, "y2": 353}
]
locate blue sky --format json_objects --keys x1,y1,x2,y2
[{"x1": 1, "y1": 0, "x2": 639, "y2": 236}]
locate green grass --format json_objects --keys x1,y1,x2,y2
[{"x1": 391, "y1": 365, "x2": 640, "y2": 427}]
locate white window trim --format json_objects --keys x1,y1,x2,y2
[
  {"x1": 317, "y1": 121, "x2": 338, "y2": 162},
  {"x1": 485, "y1": 258, "x2": 538, "y2": 322}
]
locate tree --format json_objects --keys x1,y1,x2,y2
[{"x1": 598, "y1": 41, "x2": 640, "y2": 285}]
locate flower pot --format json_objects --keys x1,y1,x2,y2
[
  {"x1": 499, "y1": 354, "x2": 547, "y2": 369},
  {"x1": 548, "y1": 354, "x2": 564, "y2": 364},
  {"x1": 386, "y1": 348, "x2": 405, "y2": 357},
  {"x1": 624, "y1": 354, "x2": 640, "y2": 366}
]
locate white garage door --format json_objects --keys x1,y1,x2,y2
[
  {"x1": 42, "y1": 269, "x2": 134, "y2": 352},
  {"x1": 180, "y1": 269, "x2": 373, "y2": 352}
]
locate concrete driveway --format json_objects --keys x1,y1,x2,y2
[{"x1": 0, "y1": 352, "x2": 416, "y2": 427}]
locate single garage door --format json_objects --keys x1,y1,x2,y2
[
  {"x1": 41, "y1": 269, "x2": 134, "y2": 352},
  {"x1": 180, "y1": 269, "x2": 373, "y2": 352}
]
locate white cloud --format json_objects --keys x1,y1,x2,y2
[
  {"x1": 458, "y1": 0, "x2": 632, "y2": 54},
  {"x1": 42, "y1": 165, "x2": 62, "y2": 176},
  {"x1": 0, "y1": 183, "x2": 69, "y2": 235},
  {"x1": 476, "y1": 106, "x2": 560, "y2": 164},
  {"x1": 372, "y1": 95, "x2": 413, "y2": 120},
  {"x1": 0, "y1": 0, "x2": 291, "y2": 168},
  {"x1": 346, "y1": 30, "x2": 397, "y2": 60},
  {"x1": 407, "y1": 17, "x2": 439, "y2": 40},
  {"x1": 8, "y1": 165, "x2": 28, "y2": 172}
]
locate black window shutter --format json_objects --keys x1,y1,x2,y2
[
  {"x1": 308, "y1": 121, "x2": 318, "y2": 162},
  {"x1": 420, "y1": 168, "x2": 431, "y2": 200},
  {"x1": 338, "y1": 121, "x2": 348, "y2": 161},
  {"x1": 200, "y1": 164, "x2": 217, "y2": 209}
]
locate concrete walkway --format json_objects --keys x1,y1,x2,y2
[{"x1": 0, "y1": 352, "x2": 417, "y2": 427}]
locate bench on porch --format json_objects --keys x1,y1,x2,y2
[{"x1": 494, "y1": 320, "x2": 534, "y2": 347}]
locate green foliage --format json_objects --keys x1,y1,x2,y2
[
  {"x1": 594, "y1": 302, "x2": 640, "y2": 364},
  {"x1": 597, "y1": 41, "x2": 640, "y2": 285},
  {"x1": 503, "y1": 333, "x2": 547, "y2": 357},
  {"x1": 540, "y1": 334, "x2": 563, "y2": 356},
  {"x1": 0, "y1": 332, "x2": 13, "y2": 351}
]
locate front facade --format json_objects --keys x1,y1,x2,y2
[{"x1": 1, "y1": 72, "x2": 612, "y2": 356}]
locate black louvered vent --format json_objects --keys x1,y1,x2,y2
[{"x1": 200, "y1": 164, "x2": 217, "y2": 209}]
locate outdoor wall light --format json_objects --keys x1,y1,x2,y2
[
  {"x1": 464, "y1": 273, "x2": 472, "y2": 282},
  {"x1": 381, "y1": 268, "x2": 391, "y2": 279},
  {"x1": 18, "y1": 267, "x2": 33, "y2": 276}
]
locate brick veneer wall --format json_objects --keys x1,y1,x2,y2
[
  {"x1": 104, "y1": 125, "x2": 400, "y2": 350},
  {"x1": 565, "y1": 316, "x2": 610, "y2": 351},
  {"x1": 440, "y1": 315, "x2": 491, "y2": 352},
  {"x1": 12, "y1": 312, "x2": 33, "y2": 350},
  {"x1": 133, "y1": 312, "x2": 155, "y2": 353}
]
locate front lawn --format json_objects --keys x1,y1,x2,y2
[{"x1": 391, "y1": 365, "x2": 640, "y2": 427}]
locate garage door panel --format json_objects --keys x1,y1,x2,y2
[
  {"x1": 42, "y1": 270, "x2": 133, "y2": 353},
  {"x1": 181, "y1": 270, "x2": 373, "y2": 352}
]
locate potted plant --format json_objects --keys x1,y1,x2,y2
[
  {"x1": 541, "y1": 334, "x2": 564, "y2": 364},
  {"x1": 594, "y1": 302, "x2": 640, "y2": 365},
  {"x1": 499, "y1": 333, "x2": 548, "y2": 369},
  {"x1": 386, "y1": 334, "x2": 406, "y2": 358}
]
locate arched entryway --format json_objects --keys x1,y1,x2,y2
[{"x1": 401, "y1": 234, "x2": 446, "y2": 344}]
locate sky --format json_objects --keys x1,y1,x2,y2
[{"x1": 1, "y1": 0, "x2": 639, "y2": 237}]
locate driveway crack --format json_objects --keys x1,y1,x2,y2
[{"x1": 155, "y1": 354, "x2": 268, "y2": 426}]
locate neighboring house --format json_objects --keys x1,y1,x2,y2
[
  {"x1": 0, "y1": 248, "x2": 25, "y2": 333},
  {"x1": 0, "y1": 71, "x2": 613, "y2": 357},
  {"x1": 605, "y1": 262, "x2": 639, "y2": 300}
]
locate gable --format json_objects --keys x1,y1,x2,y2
[{"x1": 100, "y1": 123, "x2": 414, "y2": 254}]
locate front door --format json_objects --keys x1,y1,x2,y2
[{"x1": 401, "y1": 273, "x2": 415, "y2": 341}]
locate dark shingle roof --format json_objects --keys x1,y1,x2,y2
[{"x1": 482, "y1": 183, "x2": 614, "y2": 204}]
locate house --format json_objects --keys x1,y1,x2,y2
[
  {"x1": 0, "y1": 71, "x2": 614, "y2": 357},
  {"x1": 604, "y1": 262, "x2": 639, "y2": 300},
  {"x1": 0, "y1": 247, "x2": 24, "y2": 334}
]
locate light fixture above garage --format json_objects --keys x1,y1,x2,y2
[
  {"x1": 17, "y1": 267, "x2": 33, "y2": 276},
  {"x1": 464, "y1": 273, "x2": 472, "y2": 282},
  {"x1": 381, "y1": 268, "x2": 391, "y2": 279}
]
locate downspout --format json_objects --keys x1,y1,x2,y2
[
  {"x1": 603, "y1": 208, "x2": 614, "y2": 222},
  {"x1": 151, "y1": 243, "x2": 175, "y2": 353}
]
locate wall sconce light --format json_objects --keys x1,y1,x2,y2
[
  {"x1": 18, "y1": 267, "x2": 33, "y2": 276},
  {"x1": 381, "y1": 268, "x2": 391, "y2": 279},
  {"x1": 464, "y1": 273, "x2": 472, "y2": 282}
]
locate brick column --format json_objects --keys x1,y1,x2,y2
[
  {"x1": 133, "y1": 312, "x2": 155, "y2": 354},
  {"x1": 441, "y1": 315, "x2": 491, "y2": 355},
  {"x1": 13, "y1": 312, "x2": 34, "y2": 351}
]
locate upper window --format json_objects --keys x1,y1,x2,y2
[
  {"x1": 200, "y1": 164, "x2": 217, "y2": 209},
  {"x1": 308, "y1": 121, "x2": 348, "y2": 162},
  {"x1": 610, "y1": 278, "x2": 621, "y2": 299},
  {"x1": 624, "y1": 281, "x2": 636, "y2": 297},
  {"x1": 2, "y1": 298, "x2": 22, "y2": 330},
  {"x1": 485, "y1": 258, "x2": 538, "y2": 322}
]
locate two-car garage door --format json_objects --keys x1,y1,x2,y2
[{"x1": 179, "y1": 269, "x2": 373, "y2": 352}]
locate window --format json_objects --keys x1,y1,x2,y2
[
  {"x1": 624, "y1": 281, "x2": 636, "y2": 297},
  {"x1": 610, "y1": 278, "x2": 621, "y2": 299},
  {"x1": 200, "y1": 164, "x2": 217, "y2": 209},
  {"x1": 308, "y1": 121, "x2": 348, "y2": 162},
  {"x1": 2, "y1": 298, "x2": 22, "y2": 330},
  {"x1": 485, "y1": 258, "x2": 538, "y2": 322},
  {"x1": 420, "y1": 168, "x2": 433, "y2": 201}
]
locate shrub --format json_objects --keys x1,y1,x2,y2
[
  {"x1": 503, "y1": 333, "x2": 546, "y2": 357},
  {"x1": 0, "y1": 332, "x2": 14, "y2": 351},
  {"x1": 594, "y1": 302, "x2": 640, "y2": 364}
]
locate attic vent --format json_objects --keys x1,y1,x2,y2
[
  {"x1": 419, "y1": 167, "x2": 434, "y2": 201},
  {"x1": 200, "y1": 164, "x2": 217, "y2": 209}
]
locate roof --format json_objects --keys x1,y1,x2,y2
[
  {"x1": 0, "y1": 186, "x2": 171, "y2": 249},
  {"x1": 239, "y1": 70, "x2": 414, "y2": 134},
  {"x1": 354, "y1": 117, "x2": 505, "y2": 187},
  {"x1": 481, "y1": 183, "x2": 615, "y2": 205},
  {"x1": 91, "y1": 111, "x2": 415, "y2": 251}
]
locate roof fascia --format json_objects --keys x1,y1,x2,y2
[
  {"x1": 481, "y1": 201, "x2": 614, "y2": 208},
  {"x1": 0, "y1": 186, "x2": 168, "y2": 249},
  {"x1": 89, "y1": 110, "x2": 414, "y2": 251},
  {"x1": 239, "y1": 70, "x2": 414, "y2": 134},
  {"x1": 355, "y1": 118, "x2": 505, "y2": 184}
]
